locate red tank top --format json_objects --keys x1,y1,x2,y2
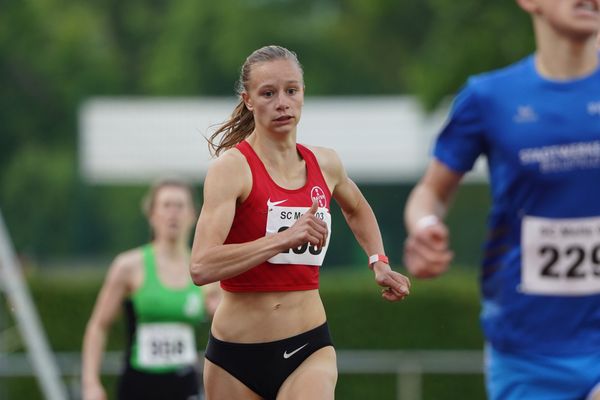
[{"x1": 220, "y1": 140, "x2": 332, "y2": 292}]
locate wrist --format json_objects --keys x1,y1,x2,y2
[
  {"x1": 368, "y1": 254, "x2": 389, "y2": 270},
  {"x1": 414, "y1": 214, "x2": 440, "y2": 231},
  {"x1": 270, "y1": 229, "x2": 293, "y2": 252},
  {"x1": 82, "y1": 372, "x2": 101, "y2": 386}
]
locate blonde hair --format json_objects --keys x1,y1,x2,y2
[{"x1": 207, "y1": 45, "x2": 303, "y2": 156}]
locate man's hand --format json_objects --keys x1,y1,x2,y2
[{"x1": 404, "y1": 221, "x2": 453, "y2": 279}]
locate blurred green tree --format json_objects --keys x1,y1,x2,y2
[
  {"x1": 406, "y1": 0, "x2": 533, "y2": 109},
  {"x1": 0, "y1": 0, "x2": 531, "y2": 261}
]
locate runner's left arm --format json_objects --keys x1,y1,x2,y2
[{"x1": 314, "y1": 146, "x2": 410, "y2": 301}]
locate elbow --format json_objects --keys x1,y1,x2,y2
[{"x1": 190, "y1": 260, "x2": 217, "y2": 286}]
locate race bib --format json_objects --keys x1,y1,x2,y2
[
  {"x1": 137, "y1": 323, "x2": 196, "y2": 368},
  {"x1": 266, "y1": 205, "x2": 332, "y2": 266},
  {"x1": 521, "y1": 216, "x2": 600, "y2": 295}
]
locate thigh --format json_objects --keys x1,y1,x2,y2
[
  {"x1": 277, "y1": 346, "x2": 337, "y2": 400},
  {"x1": 203, "y1": 358, "x2": 263, "y2": 400}
]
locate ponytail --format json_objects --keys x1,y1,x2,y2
[{"x1": 207, "y1": 100, "x2": 254, "y2": 156}]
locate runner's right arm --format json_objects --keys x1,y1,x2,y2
[
  {"x1": 190, "y1": 150, "x2": 328, "y2": 285},
  {"x1": 403, "y1": 160, "x2": 462, "y2": 278}
]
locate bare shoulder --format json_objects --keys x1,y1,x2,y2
[
  {"x1": 306, "y1": 144, "x2": 343, "y2": 169},
  {"x1": 107, "y1": 247, "x2": 143, "y2": 284},
  {"x1": 211, "y1": 147, "x2": 249, "y2": 171},
  {"x1": 305, "y1": 144, "x2": 339, "y2": 161},
  {"x1": 205, "y1": 147, "x2": 252, "y2": 200},
  {"x1": 305, "y1": 145, "x2": 345, "y2": 186}
]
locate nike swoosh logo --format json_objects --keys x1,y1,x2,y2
[
  {"x1": 283, "y1": 343, "x2": 308, "y2": 359},
  {"x1": 267, "y1": 198, "x2": 288, "y2": 208}
]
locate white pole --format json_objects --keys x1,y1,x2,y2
[
  {"x1": 397, "y1": 368, "x2": 423, "y2": 400},
  {"x1": 0, "y1": 210, "x2": 68, "y2": 400}
]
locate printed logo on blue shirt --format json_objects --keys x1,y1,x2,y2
[
  {"x1": 513, "y1": 105, "x2": 538, "y2": 123},
  {"x1": 588, "y1": 101, "x2": 600, "y2": 116},
  {"x1": 519, "y1": 141, "x2": 600, "y2": 173}
]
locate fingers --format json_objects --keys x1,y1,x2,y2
[
  {"x1": 417, "y1": 224, "x2": 449, "y2": 250},
  {"x1": 306, "y1": 216, "x2": 328, "y2": 236},
  {"x1": 306, "y1": 201, "x2": 326, "y2": 246},
  {"x1": 305, "y1": 231, "x2": 326, "y2": 248},
  {"x1": 405, "y1": 235, "x2": 452, "y2": 265},
  {"x1": 376, "y1": 270, "x2": 411, "y2": 301},
  {"x1": 303, "y1": 215, "x2": 328, "y2": 247},
  {"x1": 404, "y1": 246, "x2": 453, "y2": 278},
  {"x1": 308, "y1": 200, "x2": 319, "y2": 215},
  {"x1": 284, "y1": 203, "x2": 329, "y2": 249},
  {"x1": 371, "y1": 263, "x2": 411, "y2": 302},
  {"x1": 381, "y1": 287, "x2": 405, "y2": 302},
  {"x1": 403, "y1": 226, "x2": 453, "y2": 278}
]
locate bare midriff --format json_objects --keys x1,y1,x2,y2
[{"x1": 210, "y1": 289, "x2": 326, "y2": 343}]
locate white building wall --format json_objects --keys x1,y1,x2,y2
[{"x1": 79, "y1": 96, "x2": 486, "y2": 184}]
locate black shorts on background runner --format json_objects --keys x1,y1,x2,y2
[{"x1": 117, "y1": 365, "x2": 201, "y2": 400}]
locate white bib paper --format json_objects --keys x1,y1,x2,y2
[
  {"x1": 266, "y1": 205, "x2": 331, "y2": 265},
  {"x1": 137, "y1": 323, "x2": 196, "y2": 368},
  {"x1": 521, "y1": 215, "x2": 600, "y2": 295}
]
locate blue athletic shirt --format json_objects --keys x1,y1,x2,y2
[{"x1": 434, "y1": 54, "x2": 600, "y2": 356}]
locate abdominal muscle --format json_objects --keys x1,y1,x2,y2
[{"x1": 210, "y1": 289, "x2": 326, "y2": 343}]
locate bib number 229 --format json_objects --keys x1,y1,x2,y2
[{"x1": 521, "y1": 216, "x2": 600, "y2": 295}]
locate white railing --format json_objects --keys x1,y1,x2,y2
[{"x1": 0, "y1": 350, "x2": 484, "y2": 400}]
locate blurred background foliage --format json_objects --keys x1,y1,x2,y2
[
  {"x1": 0, "y1": 0, "x2": 533, "y2": 265},
  {"x1": 0, "y1": 1, "x2": 539, "y2": 398}
]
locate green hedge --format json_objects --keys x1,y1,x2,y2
[
  {"x1": 2, "y1": 267, "x2": 485, "y2": 399},
  {"x1": 2, "y1": 182, "x2": 491, "y2": 270}
]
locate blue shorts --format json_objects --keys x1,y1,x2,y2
[{"x1": 485, "y1": 344, "x2": 600, "y2": 400}]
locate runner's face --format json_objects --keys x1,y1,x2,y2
[
  {"x1": 532, "y1": 0, "x2": 600, "y2": 38},
  {"x1": 150, "y1": 186, "x2": 195, "y2": 241},
  {"x1": 243, "y1": 59, "x2": 304, "y2": 136}
]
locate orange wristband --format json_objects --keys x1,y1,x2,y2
[{"x1": 368, "y1": 254, "x2": 389, "y2": 269}]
